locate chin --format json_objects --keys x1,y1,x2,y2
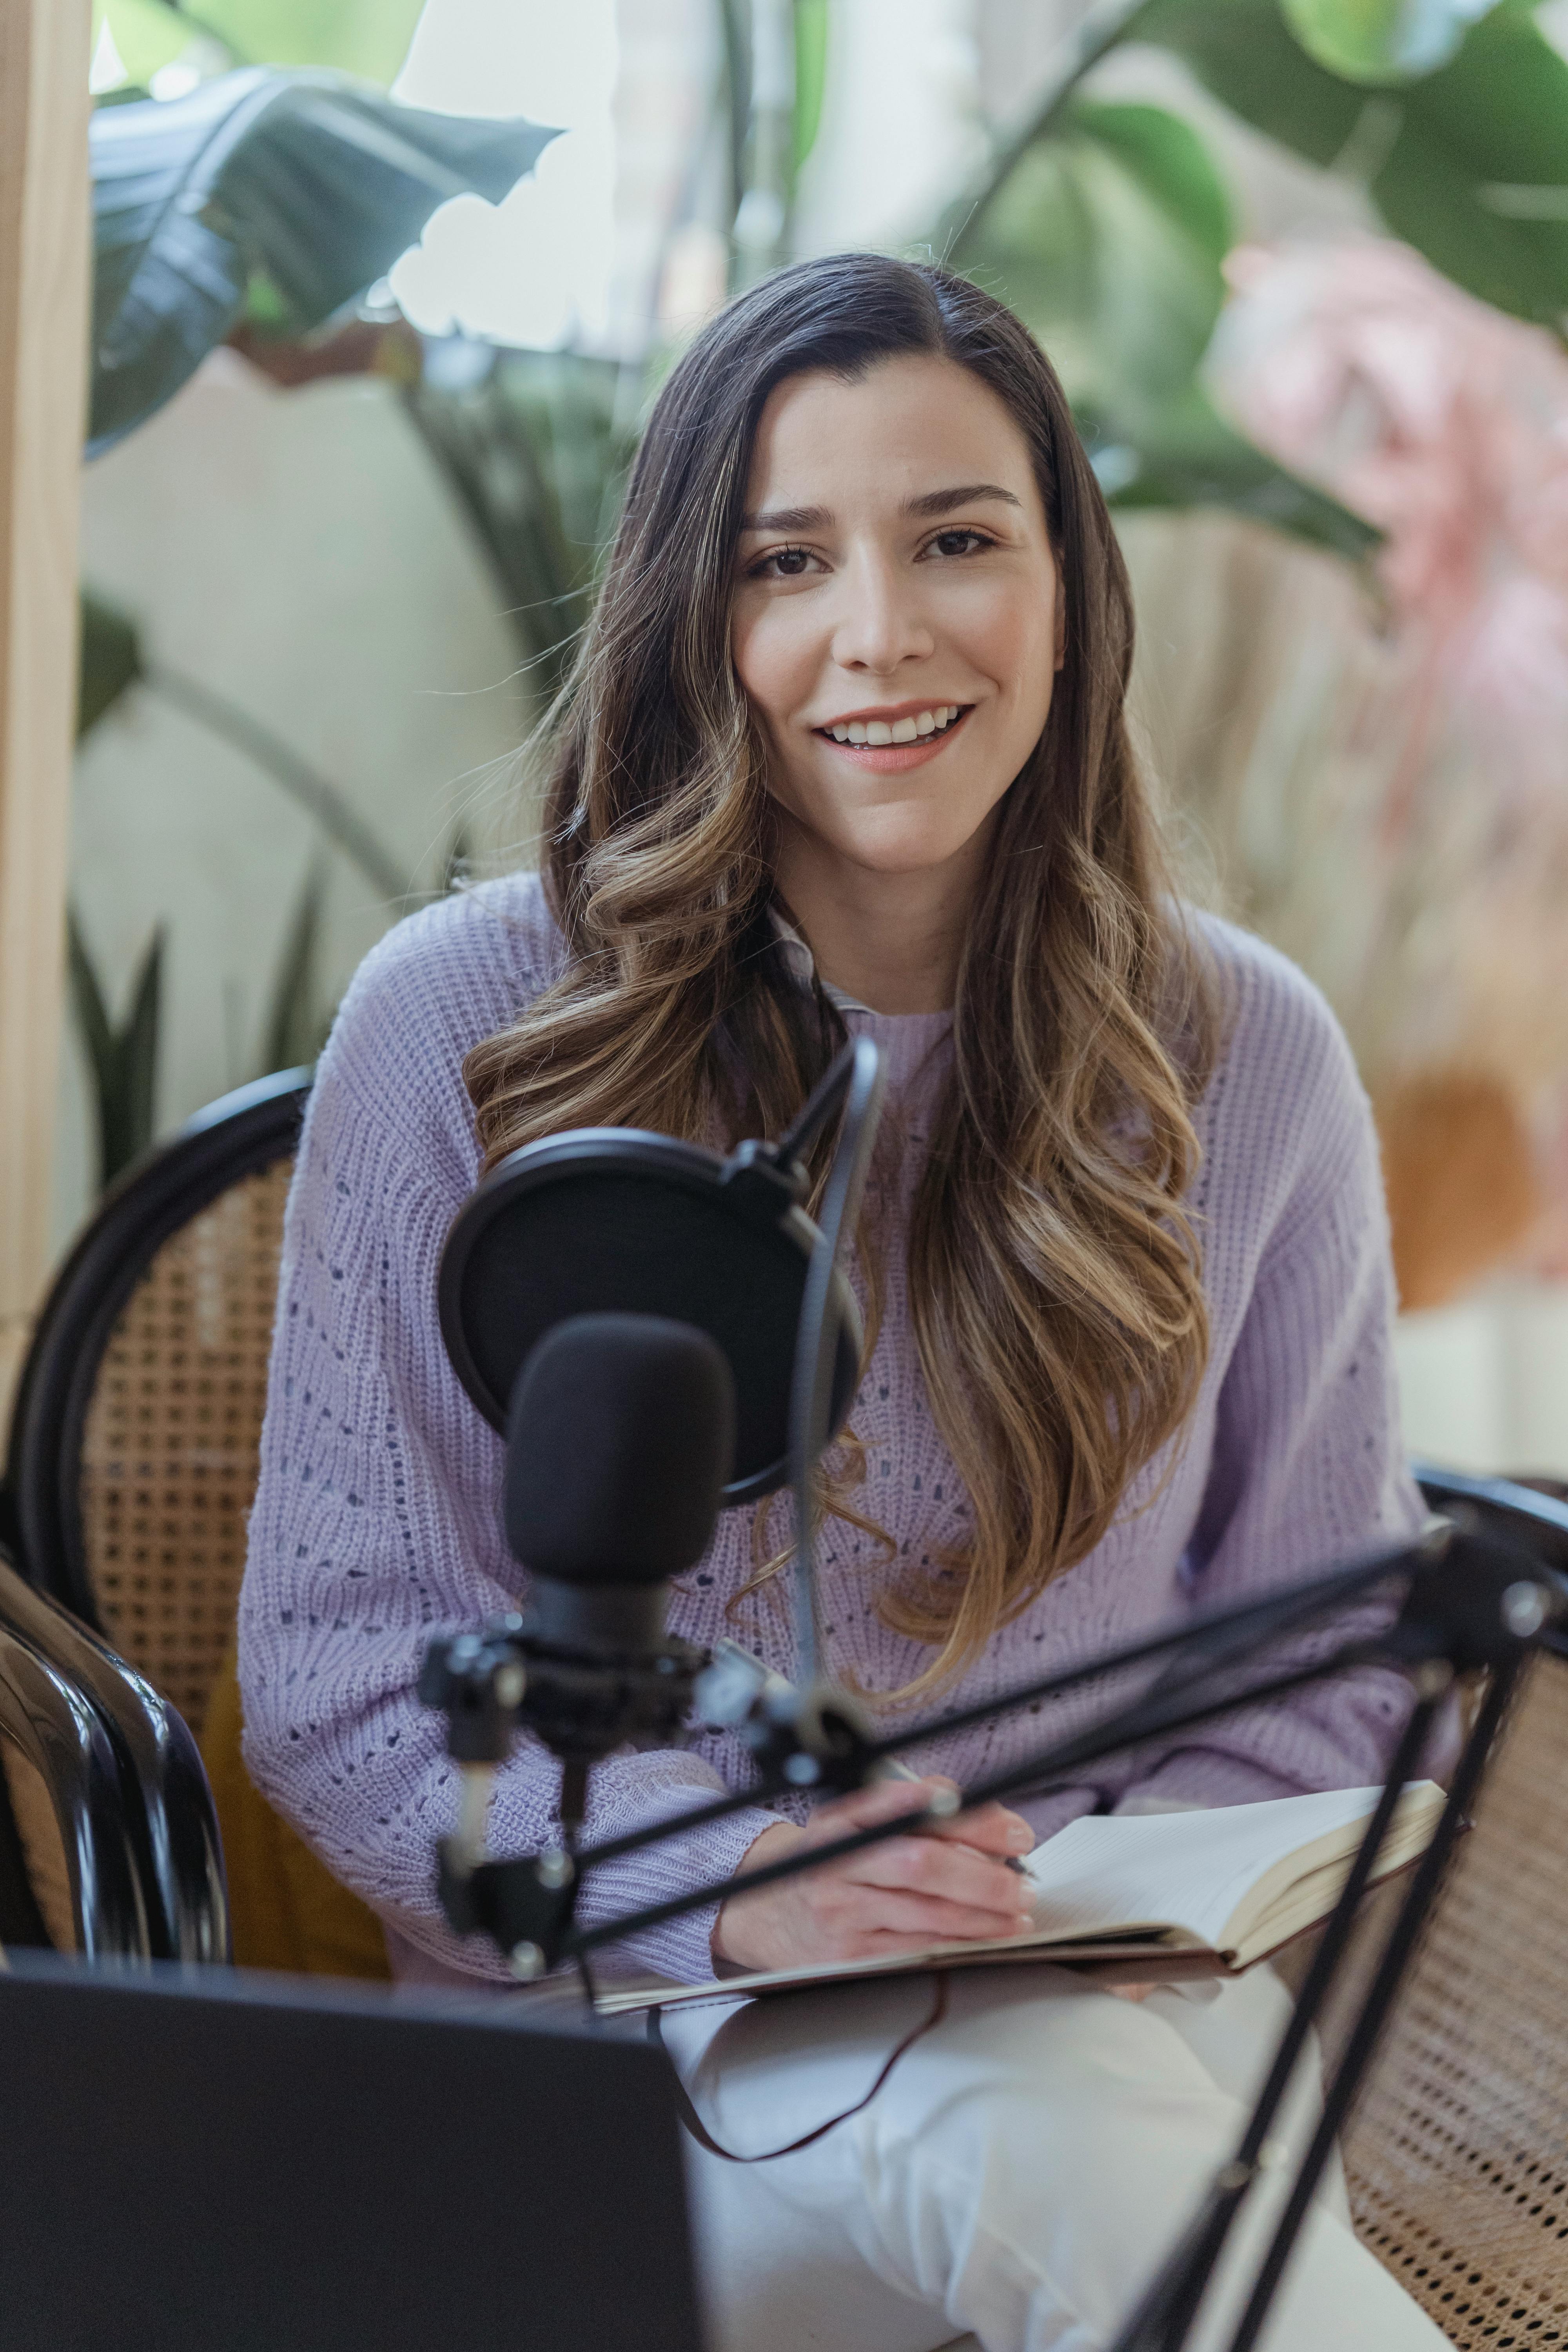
[{"x1": 835, "y1": 816, "x2": 989, "y2": 877}]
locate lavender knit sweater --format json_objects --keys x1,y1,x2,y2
[{"x1": 239, "y1": 871, "x2": 1423, "y2": 1987}]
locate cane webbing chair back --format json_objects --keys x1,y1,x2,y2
[
  {"x1": 5, "y1": 1071, "x2": 310, "y2": 1733},
  {"x1": 1341, "y1": 1473, "x2": 1568, "y2": 2347},
  {"x1": 78, "y1": 1160, "x2": 294, "y2": 1722}
]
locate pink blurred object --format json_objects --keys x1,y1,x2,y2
[{"x1": 1211, "y1": 239, "x2": 1568, "y2": 827}]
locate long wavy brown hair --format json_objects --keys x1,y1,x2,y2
[{"x1": 465, "y1": 254, "x2": 1216, "y2": 1697}]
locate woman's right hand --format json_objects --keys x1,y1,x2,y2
[{"x1": 712, "y1": 1775, "x2": 1036, "y2": 1974}]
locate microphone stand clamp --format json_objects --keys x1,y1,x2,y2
[{"x1": 420, "y1": 1612, "x2": 707, "y2": 1977}]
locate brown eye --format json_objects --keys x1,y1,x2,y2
[
  {"x1": 928, "y1": 529, "x2": 991, "y2": 558},
  {"x1": 769, "y1": 547, "x2": 812, "y2": 577}
]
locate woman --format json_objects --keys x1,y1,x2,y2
[{"x1": 240, "y1": 256, "x2": 1445, "y2": 2351}]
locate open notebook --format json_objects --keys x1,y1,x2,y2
[{"x1": 595, "y1": 1781, "x2": 1446, "y2": 2015}]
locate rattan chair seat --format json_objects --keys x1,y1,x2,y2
[{"x1": 1347, "y1": 1654, "x2": 1568, "y2": 2347}]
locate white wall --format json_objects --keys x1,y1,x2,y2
[
  {"x1": 1396, "y1": 1285, "x2": 1568, "y2": 1480},
  {"x1": 793, "y1": 0, "x2": 986, "y2": 259},
  {"x1": 65, "y1": 351, "x2": 530, "y2": 1254}
]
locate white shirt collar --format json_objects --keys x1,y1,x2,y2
[{"x1": 766, "y1": 907, "x2": 874, "y2": 1016}]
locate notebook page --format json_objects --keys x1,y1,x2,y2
[
  {"x1": 1232, "y1": 1784, "x2": 1444, "y2": 1955},
  {"x1": 1022, "y1": 1786, "x2": 1403, "y2": 1947}
]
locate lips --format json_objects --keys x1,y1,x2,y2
[{"x1": 812, "y1": 702, "x2": 975, "y2": 769}]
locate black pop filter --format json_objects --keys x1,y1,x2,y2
[{"x1": 439, "y1": 1126, "x2": 863, "y2": 1503}]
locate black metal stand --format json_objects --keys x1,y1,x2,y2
[{"x1": 424, "y1": 1512, "x2": 1563, "y2": 2351}]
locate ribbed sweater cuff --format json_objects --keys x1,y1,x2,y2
[{"x1": 577, "y1": 1802, "x2": 782, "y2": 1985}]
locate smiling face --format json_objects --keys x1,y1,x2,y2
[{"x1": 731, "y1": 353, "x2": 1063, "y2": 892}]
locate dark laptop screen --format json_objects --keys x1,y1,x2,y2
[{"x1": 0, "y1": 1953, "x2": 703, "y2": 2352}]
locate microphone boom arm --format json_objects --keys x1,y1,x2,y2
[
  {"x1": 784, "y1": 1036, "x2": 887, "y2": 1690},
  {"x1": 424, "y1": 1516, "x2": 1561, "y2": 1975}
]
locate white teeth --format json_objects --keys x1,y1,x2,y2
[{"x1": 825, "y1": 705, "x2": 965, "y2": 743}]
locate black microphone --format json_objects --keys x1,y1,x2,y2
[
  {"x1": 420, "y1": 1309, "x2": 737, "y2": 1899},
  {"x1": 424, "y1": 1301, "x2": 872, "y2": 1979},
  {"x1": 503, "y1": 1312, "x2": 735, "y2": 1655}
]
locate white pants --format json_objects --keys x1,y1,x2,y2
[{"x1": 662, "y1": 1962, "x2": 1447, "y2": 2352}]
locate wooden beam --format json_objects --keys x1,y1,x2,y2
[{"x1": 0, "y1": 1, "x2": 91, "y2": 1416}]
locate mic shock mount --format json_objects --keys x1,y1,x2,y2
[
  {"x1": 419, "y1": 1622, "x2": 886, "y2": 1979},
  {"x1": 419, "y1": 1614, "x2": 703, "y2": 1976}
]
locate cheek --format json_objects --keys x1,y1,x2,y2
[
  {"x1": 731, "y1": 599, "x2": 811, "y2": 734},
  {"x1": 952, "y1": 579, "x2": 1058, "y2": 724}
]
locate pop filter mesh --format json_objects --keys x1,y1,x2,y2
[{"x1": 449, "y1": 1161, "x2": 859, "y2": 1500}]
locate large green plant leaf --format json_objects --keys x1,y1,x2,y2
[
  {"x1": 1279, "y1": 0, "x2": 1501, "y2": 82},
  {"x1": 951, "y1": 92, "x2": 1377, "y2": 550},
  {"x1": 1137, "y1": 0, "x2": 1568, "y2": 328},
  {"x1": 406, "y1": 347, "x2": 637, "y2": 702},
  {"x1": 963, "y1": 101, "x2": 1232, "y2": 423},
  {"x1": 89, "y1": 69, "x2": 557, "y2": 456},
  {"x1": 97, "y1": 0, "x2": 425, "y2": 89},
  {"x1": 794, "y1": 0, "x2": 829, "y2": 172}
]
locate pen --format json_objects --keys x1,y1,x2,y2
[{"x1": 880, "y1": 1753, "x2": 1031, "y2": 1873}]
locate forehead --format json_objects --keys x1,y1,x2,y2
[{"x1": 745, "y1": 354, "x2": 1044, "y2": 519}]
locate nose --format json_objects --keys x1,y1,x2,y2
[{"x1": 829, "y1": 542, "x2": 935, "y2": 677}]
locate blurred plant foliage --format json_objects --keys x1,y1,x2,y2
[
  {"x1": 89, "y1": 69, "x2": 554, "y2": 454},
  {"x1": 73, "y1": 0, "x2": 1568, "y2": 1187},
  {"x1": 92, "y1": 0, "x2": 428, "y2": 94},
  {"x1": 67, "y1": 911, "x2": 163, "y2": 1193},
  {"x1": 74, "y1": 11, "x2": 552, "y2": 1183},
  {"x1": 717, "y1": 0, "x2": 830, "y2": 280},
  {"x1": 73, "y1": 592, "x2": 405, "y2": 1182},
  {"x1": 942, "y1": 0, "x2": 1568, "y2": 547},
  {"x1": 406, "y1": 350, "x2": 641, "y2": 703},
  {"x1": 260, "y1": 862, "x2": 334, "y2": 1077}
]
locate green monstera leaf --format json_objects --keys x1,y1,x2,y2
[
  {"x1": 956, "y1": 96, "x2": 1372, "y2": 554},
  {"x1": 89, "y1": 69, "x2": 557, "y2": 455},
  {"x1": 961, "y1": 102, "x2": 1233, "y2": 425},
  {"x1": 1138, "y1": 0, "x2": 1568, "y2": 330},
  {"x1": 1279, "y1": 0, "x2": 1502, "y2": 82},
  {"x1": 96, "y1": 0, "x2": 426, "y2": 90}
]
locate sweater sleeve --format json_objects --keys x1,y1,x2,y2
[
  {"x1": 1115, "y1": 959, "x2": 1444, "y2": 1813},
  {"x1": 238, "y1": 905, "x2": 777, "y2": 1985}
]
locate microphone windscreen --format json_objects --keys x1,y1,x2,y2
[{"x1": 504, "y1": 1313, "x2": 736, "y2": 1586}]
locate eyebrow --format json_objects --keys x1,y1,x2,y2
[{"x1": 739, "y1": 482, "x2": 1024, "y2": 533}]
